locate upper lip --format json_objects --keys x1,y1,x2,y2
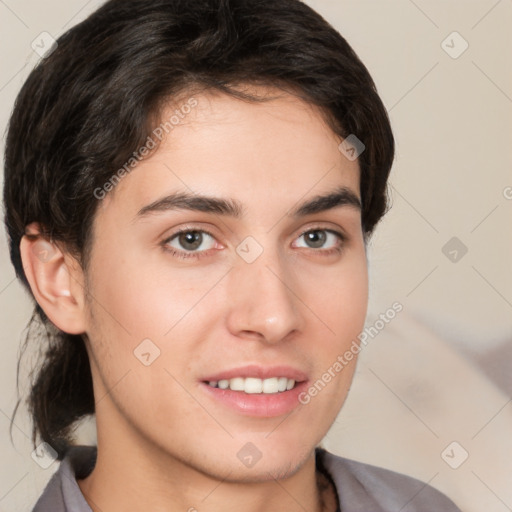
[{"x1": 201, "y1": 365, "x2": 308, "y2": 383}]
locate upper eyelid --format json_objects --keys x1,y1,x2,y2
[
  {"x1": 297, "y1": 225, "x2": 345, "y2": 238},
  {"x1": 163, "y1": 226, "x2": 217, "y2": 243}
]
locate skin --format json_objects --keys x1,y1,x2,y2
[{"x1": 21, "y1": 85, "x2": 368, "y2": 512}]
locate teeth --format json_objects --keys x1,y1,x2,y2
[
  {"x1": 207, "y1": 377, "x2": 296, "y2": 393},
  {"x1": 262, "y1": 377, "x2": 279, "y2": 394},
  {"x1": 245, "y1": 377, "x2": 263, "y2": 394},
  {"x1": 218, "y1": 379, "x2": 229, "y2": 389},
  {"x1": 229, "y1": 377, "x2": 245, "y2": 391}
]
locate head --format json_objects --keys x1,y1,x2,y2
[{"x1": 4, "y1": 0, "x2": 393, "y2": 480}]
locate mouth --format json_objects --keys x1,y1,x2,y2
[{"x1": 199, "y1": 365, "x2": 308, "y2": 417}]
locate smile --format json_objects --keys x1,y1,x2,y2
[{"x1": 206, "y1": 377, "x2": 296, "y2": 394}]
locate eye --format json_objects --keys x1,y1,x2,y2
[
  {"x1": 162, "y1": 229, "x2": 218, "y2": 259},
  {"x1": 162, "y1": 226, "x2": 346, "y2": 260},
  {"x1": 293, "y1": 228, "x2": 345, "y2": 254}
]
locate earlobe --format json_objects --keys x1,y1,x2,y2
[{"x1": 19, "y1": 223, "x2": 87, "y2": 335}]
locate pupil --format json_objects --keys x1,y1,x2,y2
[
  {"x1": 180, "y1": 231, "x2": 202, "y2": 250},
  {"x1": 307, "y1": 230, "x2": 325, "y2": 248}
]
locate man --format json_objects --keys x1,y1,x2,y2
[{"x1": 3, "y1": 0, "x2": 462, "y2": 510}]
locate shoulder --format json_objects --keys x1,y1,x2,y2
[
  {"x1": 31, "y1": 445, "x2": 96, "y2": 512},
  {"x1": 316, "y1": 447, "x2": 462, "y2": 512}
]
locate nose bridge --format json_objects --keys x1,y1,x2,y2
[{"x1": 226, "y1": 238, "x2": 303, "y2": 343}]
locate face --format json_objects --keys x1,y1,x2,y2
[{"x1": 81, "y1": 86, "x2": 368, "y2": 482}]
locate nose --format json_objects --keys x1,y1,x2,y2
[{"x1": 225, "y1": 244, "x2": 304, "y2": 345}]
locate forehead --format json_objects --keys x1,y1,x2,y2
[{"x1": 96, "y1": 86, "x2": 360, "y2": 224}]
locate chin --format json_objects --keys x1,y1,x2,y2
[
  {"x1": 238, "y1": 436, "x2": 316, "y2": 480},
  {"x1": 219, "y1": 451, "x2": 313, "y2": 484},
  {"x1": 178, "y1": 435, "x2": 316, "y2": 484}
]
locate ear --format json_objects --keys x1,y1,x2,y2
[{"x1": 19, "y1": 222, "x2": 87, "y2": 335}]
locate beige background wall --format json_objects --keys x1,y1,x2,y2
[{"x1": 1, "y1": 1, "x2": 511, "y2": 511}]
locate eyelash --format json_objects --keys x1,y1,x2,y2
[{"x1": 161, "y1": 226, "x2": 347, "y2": 260}]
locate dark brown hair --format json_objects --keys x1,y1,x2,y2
[{"x1": 3, "y1": 0, "x2": 394, "y2": 459}]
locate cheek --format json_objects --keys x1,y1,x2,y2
[
  {"x1": 336, "y1": 256, "x2": 368, "y2": 330},
  {"x1": 83, "y1": 246, "x2": 232, "y2": 393},
  {"x1": 301, "y1": 247, "x2": 368, "y2": 340},
  {"x1": 302, "y1": 248, "x2": 368, "y2": 398},
  {"x1": 86, "y1": 245, "x2": 223, "y2": 340}
]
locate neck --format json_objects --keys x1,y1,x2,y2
[{"x1": 77, "y1": 421, "x2": 331, "y2": 512}]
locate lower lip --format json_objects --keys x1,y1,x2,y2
[{"x1": 200, "y1": 381, "x2": 308, "y2": 417}]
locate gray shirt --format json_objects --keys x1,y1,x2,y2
[{"x1": 31, "y1": 445, "x2": 462, "y2": 511}]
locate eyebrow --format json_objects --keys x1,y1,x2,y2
[{"x1": 136, "y1": 185, "x2": 361, "y2": 220}]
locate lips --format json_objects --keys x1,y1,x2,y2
[
  {"x1": 201, "y1": 364, "x2": 308, "y2": 384},
  {"x1": 199, "y1": 364, "x2": 309, "y2": 417}
]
